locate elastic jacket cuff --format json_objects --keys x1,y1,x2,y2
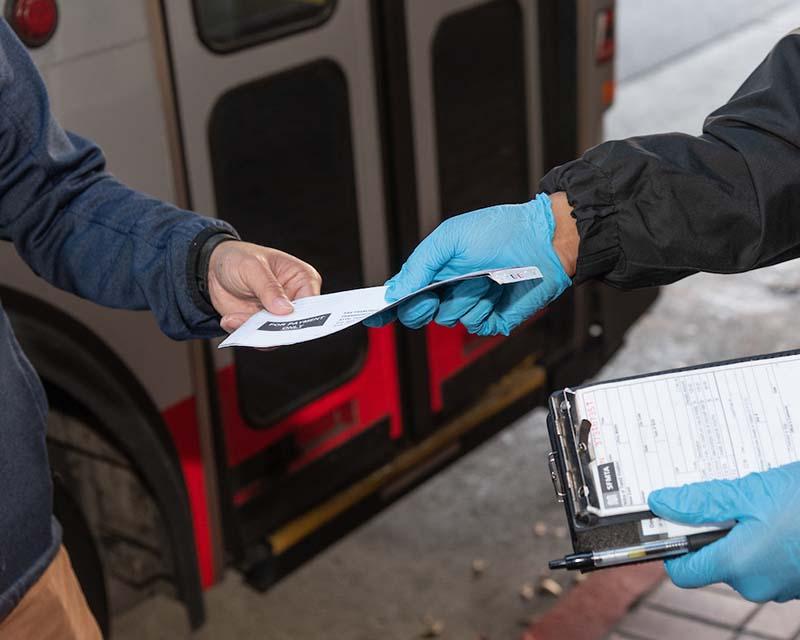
[
  {"x1": 540, "y1": 158, "x2": 622, "y2": 284},
  {"x1": 187, "y1": 226, "x2": 240, "y2": 317}
]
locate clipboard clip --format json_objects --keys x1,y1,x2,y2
[
  {"x1": 549, "y1": 391, "x2": 600, "y2": 526},
  {"x1": 577, "y1": 419, "x2": 594, "y2": 463},
  {"x1": 548, "y1": 451, "x2": 566, "y2": 502}
]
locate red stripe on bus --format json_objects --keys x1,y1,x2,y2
[
  {"x1": 219, "y1": 325, "x2": 402, "y2": 468},
  {"x1": 160, "y1": 325, "x2": 402, "y2": 583},
  {"x1": 425, "y1": 324, "x2": 502, "y2": 413},
  {"x1": 161, "y1": 398, "x2": 216, "y2": 588},
  {"x1": 424, "y1": 310, "x2": 547, "y2": 413}
]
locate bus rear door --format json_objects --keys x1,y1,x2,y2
[{"x1": 161, "y1": 0, "x2": 404, "y2": 575}]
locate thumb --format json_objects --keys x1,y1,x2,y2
[
  {"x1": 386, "y1": 229, "x2": 454, "y2": 301},
  {"x1": 248, "y1": 263, "x2": 294, "y2": 315},
  {"x1": 649, "y1": 479, "x2": 745, "y2": 525}
]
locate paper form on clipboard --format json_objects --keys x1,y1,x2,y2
[{"x1": 572, "y1": 352, "x2": 800, "y2": 518}]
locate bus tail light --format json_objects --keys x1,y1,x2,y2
[
  {"x1": 6, "y1": 0, "x2": 58, "y2": 49},
  {"x1": 602, "y1": 79, "x2": 615, "y2": 107}
]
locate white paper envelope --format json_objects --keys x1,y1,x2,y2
[{"x1": 219, "y1": 266, "x2": 543, "y2": 349}]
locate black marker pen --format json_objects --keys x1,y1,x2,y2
[{"x1": 549, "y1": 529, "x2": 728, "y2": 571}]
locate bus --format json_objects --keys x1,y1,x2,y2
[{"x1": 0, "y1": 0, "x2": 653, "y2": 635}]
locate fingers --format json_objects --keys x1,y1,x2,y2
[
  {"x1": 470, "y1": 281, "x2": 545, "y2": 337},
  {"x1": 284, "y1": 263, "x2": 322, "y2": 300},
  {"x1": 261, "y1": 247, "x2": 321, "y2": 302},
  {"x1": 396, "y1": 292, "x2": 440, "y2": 328},
  {"x1": 386, "y1": 227, "x2": 453, "y2": 301},
  {"x1": 435, "y1": 279, "x2": 490, "y2": 327},
  {"x1": 220, "y1": 313, "x2": 251, "y2": 332},
  {"x1": 475, "y1": 314, "x2": 512, "y2": 337},
  {"x1": 246, "y1": 261, "x2": 294, "y2": 315},
  {"x1": 366, "y1": 279, "x2": 492, "y2": 330},
  {"x1": 293, "y1": 279, "x2": 321, "y2": 300},
  {"x1": 363, "y1": 309, "x2": 397, "y2": 328},
  {"x1": 366, "y1": 283, "x2": 495, "y2": 332},
  {"x1": 649, "y1": 479, "x2": 745, "y2": 524},
  {"x1": 209, "y1": 243, "x2": 324, "y2": 323},
  {"x1": 664, "y1": 537, "x2": 729, "y2": 589},
  {"x1": 459, "y1": 285, "x2": 504, "y2": 334}
]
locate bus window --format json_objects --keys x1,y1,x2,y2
[{"x1": 193, "y1": 0, "x2": 336, "y2": 52}]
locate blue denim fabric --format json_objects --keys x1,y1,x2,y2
[{"x1": 0, "y1": 19, "x2": 233, "y2": 615}]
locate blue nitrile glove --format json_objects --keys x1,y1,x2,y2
[
  {"x1": 648, "y1": 462, "x2": 800, "y2": 603},
  {"x1": 363, "y1": 193, "x2": 572, "y2": 336}
]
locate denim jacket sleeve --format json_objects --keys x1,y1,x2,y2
[{"x1": 0, "y1": 20, "x2": 237, "y2": 340}]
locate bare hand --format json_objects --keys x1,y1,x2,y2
[{"x1": 207, "y1": 241, "x2": 322, "y2": 332}]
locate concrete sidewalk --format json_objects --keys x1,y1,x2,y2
[
  {"x1": 614, "y1": 0, "x2": 791, "y2": 82},
  {"x1": 606, "y1": 2, "x2": 800, "y2": 140}
]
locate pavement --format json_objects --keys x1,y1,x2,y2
[
  {"x1": 613, "y1": 0, "x2": 792, "y2": 82},
  {"x1": 609, "y1": 582, "x2": 800, "y2": 640},
  {"x1": 113, "y1": 2, "x2": 800, "y2": 639}
]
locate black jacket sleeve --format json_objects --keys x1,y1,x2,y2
[{"x1": 540, "y1": 30, "x2": 800, "y2": 288}]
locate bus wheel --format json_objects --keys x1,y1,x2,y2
[{"x1": 52, "y1": 474, "x2": 110, "y2": 637}]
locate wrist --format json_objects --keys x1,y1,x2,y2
[
  {"x1": 191, "y1": 229, "x2": 238, "y2": 313},
  {"x1": 549, "y1": 192, "x2": 578, "y2": 278}
]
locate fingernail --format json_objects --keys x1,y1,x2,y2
[{"x1": 274, "y1": 297, "x2": 294, "y2": 312}]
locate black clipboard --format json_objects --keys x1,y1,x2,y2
[{"x1": 546, "y1": 348, "x2": 800, "y2": 569}]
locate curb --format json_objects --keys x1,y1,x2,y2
[{"x1": 522, "y1": 564, "x2": 665, "y2": 640}]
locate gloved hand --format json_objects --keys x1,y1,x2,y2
[
  {"x1": 648, "y1": 462, "x2": 800, "y2": 602},
  {"x1": 364, "y1": 193, "x2": 572, "y2": 336}
]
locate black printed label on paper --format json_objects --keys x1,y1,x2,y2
[
  {"x1": 258, "y1": 314, "x2": 330, "y2": 332},
  {"x1": 598, "y1": 462, "x2": 619, "y2": 493}
]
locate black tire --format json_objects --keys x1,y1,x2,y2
[{"x1": 52, "y1": 475, "x2": 110, "y2": 638}]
